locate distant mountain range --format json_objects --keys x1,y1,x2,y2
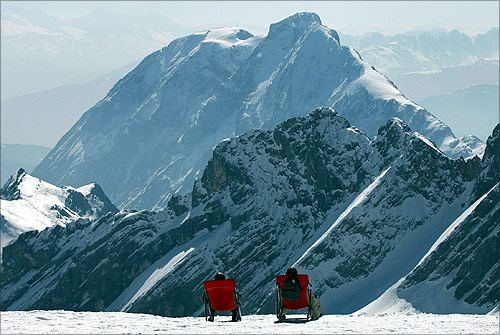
[
  {"x1": 1, "y1": 61, "x2": 138, "y2": 147},
  {"x1": 4, "y1": 6, "x2": 496, "y2": 151},
  {"x1": 1, "y1": 5, "x2": 192, "y2": 99},
  {"x1": 2, "y1": 107, "x2": 498, "y2": 315},
  {"x1": 394, "y1": 59, "x2": 499, "y2": 102},
  {"x1": 32, "y1": 13, "x2": 485, "y2": 210},
  {"x1": 340, "y1": 27, "x2": 499, "y2": 79},
  {"x1": 418, "y1": 84, "x2": 499, "y2": 141},
  {"x1": 1, "y1": 168, "x2": 117, "y2": 247}
]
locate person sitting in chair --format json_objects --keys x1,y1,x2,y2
[
  {"x1": 202, "y1": 272, "x2": 242, "y2": 322},
  {"x1": 282, "y1": 267, "x2": 322, "y2": 320}
]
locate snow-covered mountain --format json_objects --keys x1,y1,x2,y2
[
  {"x1": 3, "y1": 108, "x2": 498, "y2": 315},
  {"x1": 338, "y1": 29, "x2": 499, "y2": 142},
  {"x1": 33, "y1": 13, "x2": 485, "y2": 210},
  {"x1": 361, "y1": 125, "x2": 499, "y2": 315},
  {"x1": 0, "y1": 168, "x2": 117, "y2": 247}
]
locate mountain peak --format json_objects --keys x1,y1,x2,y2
[
  {"x1": 269, "y1": 12, "x2": 322, "y2": 36},
  {"x1": 1, "y1": 168, "x2": 26, "y2": 200},
  {"x1": 373, "y1": 117, "x2": 413, "y2": 157},
  {"x1": 377, "y1": 117, "x2": 412, "y2": 138}
]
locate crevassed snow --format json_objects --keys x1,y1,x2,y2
[
  {"x1": 1, "y1": 311, "x2": 498, "y2": 334},
  {"x1": 294, "y1": 166, "x2": 391, "y2": 266}
]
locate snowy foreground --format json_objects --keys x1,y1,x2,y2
[{"x1": 1, "y1": 311, "x2": 499, "y2": 334}]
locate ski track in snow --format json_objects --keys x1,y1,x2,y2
[
  {"x1": 1, "y1": 311, "x2": 498, "y2": 334},
  {"x1": 294, "y1": 166, "x2": 391, "y2": 266}
]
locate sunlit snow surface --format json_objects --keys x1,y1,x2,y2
[{"x1": 1, "y1": 311, "x2": 498, "y2": 334}]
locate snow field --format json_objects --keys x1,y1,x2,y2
[{"x1": 1, "y1": 311, "x2": 498, "y2": 334}]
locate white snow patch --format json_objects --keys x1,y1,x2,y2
[
  {"x1": 75, "y1": 184, "x2": 94, "y2": 196},
  {"x1": 1, "y1": 311, "x2": 498, "y2": 334},
  {"x1": 356, "y1": 65, "x2": 408, "y2": 103},
  {"x1": 248, "y1": 78, "x2": 272, "y2": 105}
]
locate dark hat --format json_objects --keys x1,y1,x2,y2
[
  {"x1": 214, "y1": 272, "x2": 226, "y2": 280},
  {"x1": 286, "y1": 267, "x2": 298, "y2": 276}
]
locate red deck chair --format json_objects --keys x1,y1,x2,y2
[
  {"x1": 202, "y1": 279, "x2": 242, "y2": 321},
  {"x1": 276, "y1": 274, "x2": 312, "y2": 321}
]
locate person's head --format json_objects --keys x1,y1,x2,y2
[
  {"x1": 286, "y1": 267, "x2": 298, "y2": 276},
  {"x1": 214, "y1": 272, "x2": 226, "y2": 280}
]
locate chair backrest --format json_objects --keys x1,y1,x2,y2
[
  {"x1": 276, "y1": 274, "x2": 310, "y2": 310},
  {"x1": 203, "y1": 279, "x2": 238, "y2": 312}
]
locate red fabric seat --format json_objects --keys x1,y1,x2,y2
[
  {"x1": 203, "y1": 279, "x2": 238, "y2": 312},
  {"x1": 276, "y1": 274, "x2": 310, "y2": 310}
]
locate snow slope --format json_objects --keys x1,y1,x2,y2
[
  {"x1": 1, "y1": 311, "x2": 498, "y2": 334},
  {"x1": 359, "y1": 183, "x2": 499, "y2": 314}
]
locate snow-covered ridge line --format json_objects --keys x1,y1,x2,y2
[
  {"x1": 294, "y1": 166, "x2": 391, "y2": 266},
  {"x1": 198, "y1": 27, "x2": 262, "y2": 49}
]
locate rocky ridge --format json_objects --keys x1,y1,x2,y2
[{"x1": 2, "y1": 108, "x2": 498, "y2": 315}]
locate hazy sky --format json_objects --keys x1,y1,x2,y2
[{"x1": 5, "y1": 1, "x2": 499, "y2": 35}]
